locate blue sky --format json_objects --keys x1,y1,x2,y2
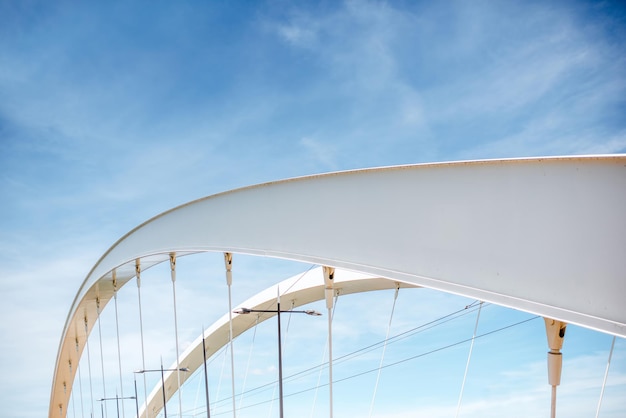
[{"x1": 0, "y1": 1, "x2": 625, "y2": 417}]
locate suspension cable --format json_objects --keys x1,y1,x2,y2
[
  {"x1": 135, "y1": 260, "x2": 148, "y2": 418},
  {"x1": 76, "y1": 339, "x2": 85, "y2": 418},
  {"x1": 229, "y1": 315, "x2": 537, "y2": 416},
  {"x1": 214, "y1": 343, "x2": 229, "y2": 416},
  {"x1": 112, "y1": 271, "x2": 125, "y2": 418},
  {"x1": 455, "y1": 301, "x2": 483, "y2": 418},
  {"x1": 169, "y1": 254, "x2": 184, "y2": 418},
  {"x1": 96, "y1": 296, "x2": 108, "y2": 418},
  {"x1": 84, "y1": 317, "x2": 95, "y2": 418},
  {"x1": 224, "y1": 252, "x2": 237, "y2": 418},
  {"x1": 369, "y1": 285, "x2": 400, "y2": 418},
  {"x1": 206, "y1": 308, "x2": 537, "y2": 418},
  {"x1": 239, "y1": 315, "x2": 260, "y2": 410},
  {"x1": 237, "y1": 302, "x2": 487, "y2": 399},
  {"x1": 595, "y1": 336, "x2": 617, "y2": 418},
  {"x1": 325, "y1": 303, "x2": 487, "y2": 371},
  {"x1": 339, "y1": 315, "x2": 538, "y2": 385},
  {"x1": 70, "y1": 376, "x2": 76, "y2": 418},
  {"x1": 310, "y1": 292, "x2": 339, "y2": 418},
  {"x1": 202, "y1": 326, "x2": 212, "y2": 418}
]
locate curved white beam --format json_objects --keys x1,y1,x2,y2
[
  {"x1": 50, "y1": 156, "x2": 626, "y2": 418},
  {"x1": 140, "y1": 267, "x2": 417, "y2": 418}
]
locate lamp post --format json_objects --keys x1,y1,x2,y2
[
  {"x1": 98, "y1": 394, "x2": 136, "y2": 418},
  {"x1": 134, "y1": 363, "x2": 189, "y2": 418},
  {"x1": 233, "y1": 303, "x2": 321, "y2": 418},
  {"x1": 133, "y1": 374, "x2": 139, "y2": 418}
]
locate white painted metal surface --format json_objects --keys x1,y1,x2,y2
[
  {"x1": 50, "y1": 156, "x2": 626, "y2": 418},
  {"x1": 138, "y1": 267, "x2": 416, "y2": 418}
]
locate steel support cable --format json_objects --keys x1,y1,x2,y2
[
  {"x1": 213, "y1": 315, "x2": 537, "y2": 417},
  {"x1": 235, "y1": 315, "x2": 541, "y2": 414},
  {"x1": 455, "y1": 301, "x2": 483, "y2": 418},
  {"x1": 550, "y1": 385, "x2": 557, "y2": 418},
  {"x1": 70, "y1": 382, "x2": 76, "y2": 418},
  {"x1": 170, "y1": 254, "x2": 184, "y2": 418},
  {"x1": 210, "y1": 284, "x2": 482, "y2": 414},
  {"x1": 595, "y1": 336, "x2": 617, "y2": 418},
  {"x1": 368, "y1": 286, "x2": 400, "y2": 418},
  {"x1": 312, "y1": 303, "x2": 488, "y2": 373},
  {"x1": 224, "y1": 252, "x2": 237, "y2": 418},
  {"x1": 68, "y1": 357, "x2": 76, "y2": 418},
  {"x1": 96, "y1": 299, "x2": 108, "y2": 418},
  {"x1": 76, "y1": 340, "x2": 85, "y2": 418},
  {"x1": 181, "y1": 343, "x2": 230, "y2": 418},
  {"x1": 233, "y1": 302, "x2": 488, "y2": 399},
  {"x1": 309, "y1": 293, "x2": 339, "y2": 418},
  {"x1": 202, "y1": 327, "x2": 212, "y2": 418},
  {"x1": 214, "y1": 343, "x2": 230, "y2": 416},
  {"x1": 112, "y1": 272, "x2": 126, "y2": 418},
  {"x1": 175, "y1": 358, "x2": 208, "y2": 418},
  {"x1": 202, "y1": 265, "x2": 318, "y2": 418},
  {"x1": 77, "y1": 363, "x2": 84, "y2": 418},
  {"x1": 205, "y1": 301, "x2": 492, "y2": 414},
  {"x1": 239, "y1": 315, "x2": 260, "y2": 410},
  {"x1": 190, "y1": 357, "x2": 204, "y2": 417},
  {"x1": 333, "y1": 315, "x2": 540, "y2": 385},
  {"x1": 240, "y1": 315, "x2": 543, "y2": 416},
  {"x1": 135, "y1": 263, "x2": 148, "y2": 418},
  {"x1": 183, "y1": 325, "x2": 234, "y2": 415},
  {"x1": 180, "y1": 338, "x2": 208, "y2": 418},
  {"x1": 342, "y1": 303, "x2": 488, "y2": 365},
  {"x1": 323, "y1": 266, "x2": 335, "y2": 418},
  {"x1": 84, "y1": 318, "x2": 95, "y2": 418},
  {"x1": 281, "y1": 264, "x2": 317, "y2": 295}
]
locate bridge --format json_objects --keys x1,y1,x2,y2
[{"x1": 50, "y1": 156, "x2": 626, "y2": 418}]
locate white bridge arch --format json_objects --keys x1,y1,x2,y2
[{"x1": 50, "y1": 155, "x2": 626, "y2": 417}]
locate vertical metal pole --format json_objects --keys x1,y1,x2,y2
[
  {"x1": 85, "y1": 317, "x2": 95, "y2": 418},
  {"x1": 202, "y1": 330, "x2": 211, "y2": 418},
  {"x1": 277, "y1": 301, "x2": 284, "y2": 418},
  {"x1": 134, "y1": 376, "x2": 139, "y2": 418},
  {"x1": 135, "y1": 260, "x2": 148, "y2": 418},
  {"x1": 113, "y1": 271, "x2": 126, "y2": 418},
  {"x1": 169, "y1": 253, "x2": 183, "y2": 418},
  {"x1": 161, "y1": 361, "x2": 168, "y2": 418},
  {"x1": 224, "y1": 252, "x2": 237, "y2": 418},
  {"x1": 323, "y1": 266, "x2": 335, "y2": 418},
  {"x1": 96, "y1": 293, "x2": 108, "y2": 418},
  {"x1": 116, "y1": 396, "x2": 120, "y2": 418},
  {"x1": 76, "y1": 351, "x2": 85, "y2": 418}
]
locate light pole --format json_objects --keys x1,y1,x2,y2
[
  {"x1": 233, "y1": 304, "x2": 321, "y2": 418},
  {"x1": 98, "y1": 394, "x2": 136, "y2": 418},
  {"x1": 134, "y1": 363, "x2": 189, "y2": 418},
  {"x1": 133, "y1": 374, "x2": 139, "y2": 418},
  {"x1": 202, "y1": 329, "x2": 211, "y2": 418}
]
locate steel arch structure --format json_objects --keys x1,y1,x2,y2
[{"x1": 50, "y1": 155, "x2": 626, "y2": 418}]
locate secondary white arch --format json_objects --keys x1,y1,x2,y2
[
  {"x1": 50, "y1": 156, "x2": 626, "y2": 418},
  {"x1": 139, "y1": 267, "x2": 417, "y2": 418}
]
